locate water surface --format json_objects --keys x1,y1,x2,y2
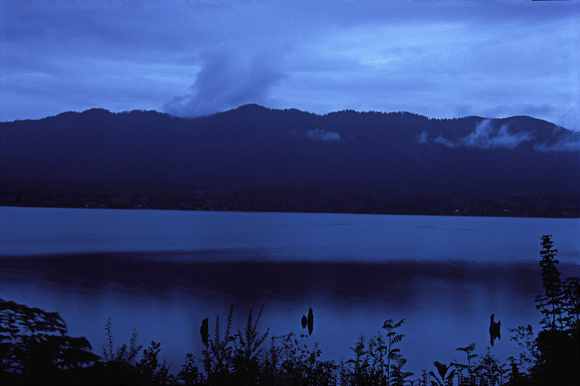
[{"x1": 1, "y1": 207, "x2": 578, "y2": 377}]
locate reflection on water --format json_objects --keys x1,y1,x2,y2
[{"x1": 2, "y1": 252, "x2": 577, "y2": 376}]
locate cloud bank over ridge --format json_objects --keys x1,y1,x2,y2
[
  {"x1": 164, "y1": 50, "x2": 285, "y2": 118},
  {"x1": 420, "y1": 119, "x2": 580, "y2": 151}
]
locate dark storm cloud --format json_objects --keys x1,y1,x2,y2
[{"x1": 0, "y1": 0, "x2": 578, "y2": 131}]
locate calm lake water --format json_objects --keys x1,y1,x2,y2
[{"x1": 1, "y1": 206, "x2": 579, "y2": 377}]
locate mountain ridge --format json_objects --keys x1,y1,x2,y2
[{"x1": 1, "y1": 105, "x2": 579, "y2": 217}]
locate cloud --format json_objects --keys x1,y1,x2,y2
[
  {"x1": 306, "y1": 129, "x2": 341, "y2": 141},
  {"x1": 534, "y1": 129, "x2": 580, "y2": 152},
  {"x1": 422, "y1": 118, "x2": 580, "y2": 152},
  {"x1": 460, "y1": 120, "x2": 530, "y2": 150},
  {"x1": 1, "y1": 0, "x2": 579, "y2": 124},
  {"x1": 424, "y1": 119, "x2": 532, "y2": 150},
  {"x1": 163, "y1": 50, "x2": 285, "y2": 117},
  {"x1": 534, "y1": 140, "x2": 580, "y2": 152},
  {"x1": 556, "y1": 106, "x2": 580, "y2": 132},
  {"x1": 433, "y1": 135, "x2": 456, "y2": 148}
]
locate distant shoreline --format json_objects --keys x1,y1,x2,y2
[{"x1": 1, "y1": 199, "x2": 578, "y2": 219}]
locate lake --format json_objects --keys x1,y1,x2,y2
[{"x1": 1, "y1": 206, "x2": 579, "y2": 378}]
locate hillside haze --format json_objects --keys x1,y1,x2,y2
[{"x1": 1, "y1": 105, "x2": 579, "y2": 217}]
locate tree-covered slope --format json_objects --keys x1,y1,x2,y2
[{"x1": 1, "y1": 105, "x2": 579, "y2": 216}]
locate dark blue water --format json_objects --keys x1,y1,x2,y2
[{"x1": 1, "y1": 207, "x2": 578, "y2": 377}]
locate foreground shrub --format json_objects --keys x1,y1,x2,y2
[
  {"x1": 529, "y1": 235, "x2": 579, "y2": 384},
  {"x1": 0, "y1": 298, "x2": 99, "y2": 384}
]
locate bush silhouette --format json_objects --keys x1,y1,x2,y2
[{"x1": 0, "y1": 299, "x2": 99, "y2": 384}]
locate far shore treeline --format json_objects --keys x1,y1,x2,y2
[{"x1": 1, "y1": 105, "x2": 579, "y2": 217}]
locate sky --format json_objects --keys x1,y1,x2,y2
[{"x1": 1, "y1": 0, "x2": 579, "y2": 130}]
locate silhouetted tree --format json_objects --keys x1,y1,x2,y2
[
  {"x1": 0, "y1": 299, "x2": 99, "y2": 384},
  {"x1": 531, "y1": 235, "x2": 580, "y2": 384}
]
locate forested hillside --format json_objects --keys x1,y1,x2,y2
[{"x1": 2, "y1": 105, "x2": 579, "y2": 217}]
